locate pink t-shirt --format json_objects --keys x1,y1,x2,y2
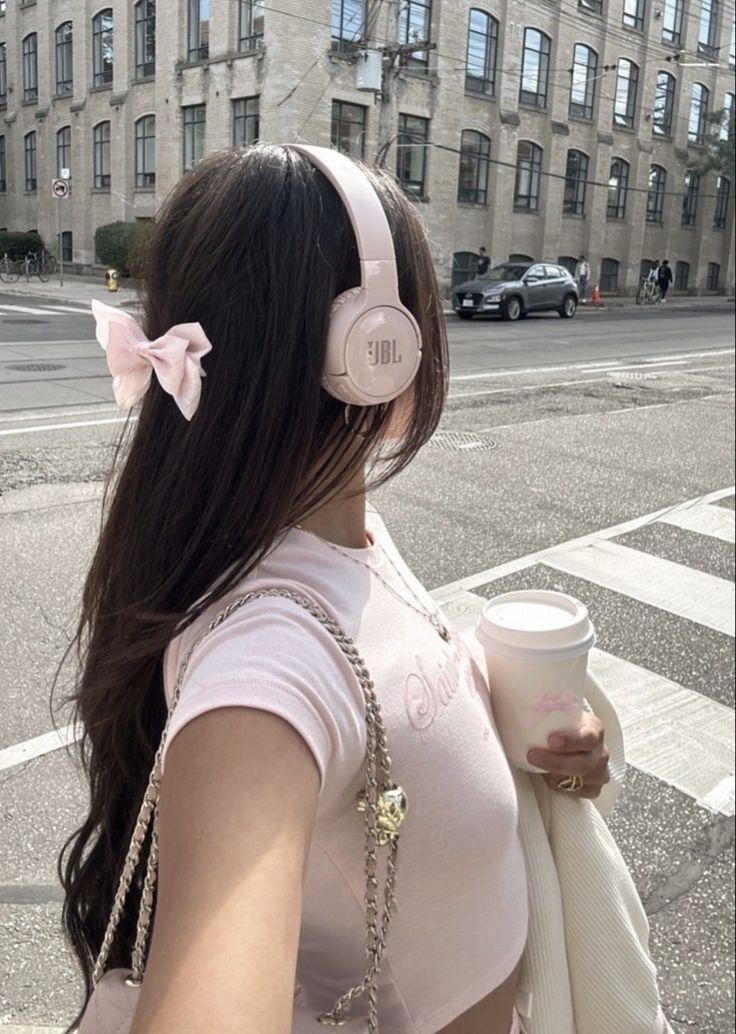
[{"x1": 163, "y1": 505, "x2": 528, "y2": 1033}]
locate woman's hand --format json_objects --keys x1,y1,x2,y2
[{"x1": 526, "y1": 713, "x2": 611, "y2": 799}]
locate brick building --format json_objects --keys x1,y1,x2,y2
[{"x1": 0, "y1": 0, "x2": 734, "y2": 295}]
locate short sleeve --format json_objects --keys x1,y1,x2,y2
[{"x1": 162, "y1": 596, "x2": 367, "y2": 799}]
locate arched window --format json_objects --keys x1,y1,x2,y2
[
  {"x1": 674, "y1": 261, "x2": 690, "y2": 291},
  {"x1": 92, "y1": 10, "x2": 114, "y2": 86},
  {"x1": 465, "y1": 9, "x2": 498, "y2": 95},
  {"x1": 135, "y1": 115, "x2": 156, "y2": 186},
  {"x1": 681, "y1": 170, "x2": 700, "y2": 226},
  {"x1": 613, "y1": 58, "x2": 639, "y2": 128},
  {"x1": 714, "y1": 175, "x2": 731, "y2": 229},
  {"x1": 600, "y1": 258, "x2": 620, "y2": 293},
  {"x1": 458, "y1": 129, "x2": 491, "y2": 204},
  {"x1": 24, "y1": 131, "x2": 37, "y2": 191},
  {"x1": 607, "y1": 157, "x2": 629, "y2": 219},
  {"x1": 558, "y1": 255, "x2": 577, "y2": 276},
  {"x1": 55, "y1": 22, "x2": 73, "y2": 96},
  {"x1": 514, "y1": 141, "x2": 542, "y2": 210},
  {"x1": 706, "y1": 262, "x2": 720, "y2": 291},
  {"x1": 563, "y1": 149, "x2": 588, "y2": 215},
  {"x1": 569, "y1": 44, "x2": 598, "y2": 119},
  {"x1": 93, "y1": 121, "x2": 111, "y2": 188},
  {"x1": 688, "y1": 83, "x2": 709, "y2": 143},
  {"x1": 653, "y1": 71, "x2": 675, "y2": 136},
  {"x1": 646, "y1": 164, "x2": 666, "y2": 223},
  {"x1": 520, "y1": 29, "x2": 551, "y2": 108},
  {"x1": 22, "y1": 33, "x2": 38, "y2": 103},
  {"x1": 135, "y1": 0, "x2": 156, "y2": 79},
  {"x1": 56, "y1": 126, "x2": 71, "y2": 178},
  {"x1": 452, "y1": 250, "x2": 480, "y2": 289},
  {"x1": 720, "y1": 93, "x2": 734, "y2": 141}
]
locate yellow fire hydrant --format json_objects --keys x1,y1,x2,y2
[{"x1": 105, "y1": 268, "x2": 119, "y2": 292}]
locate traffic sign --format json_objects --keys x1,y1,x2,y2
[{"x1": 52, "y1": 178, "x2": 70, "y2": 199}]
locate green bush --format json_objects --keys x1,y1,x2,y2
[
  {"x1": 0, "y1": 230, "x2": 46, "y2": 261},
  {"x1": 94, "y1": 221, "x2": 155, "y2": 277}
]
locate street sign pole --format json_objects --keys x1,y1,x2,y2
[{"x1": 57, "y1": 194, "x2": 64, "y2": 288}]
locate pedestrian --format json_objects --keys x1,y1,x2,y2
[
  {"x1": 575, "y1": 254, "x2": 590, "y2": 303},
  {"x1": 477, "y1": 245, "x2": 490, "y2": 276},
  {"x1": 647, "y1": 260, "x2": 661, "y2": 283},
  {"x1": 62, "y1": 144, "x2": 614, "y2": 1034},
  {"x1": 658, "y1": 258, "x2": 673, "y2": 301}
]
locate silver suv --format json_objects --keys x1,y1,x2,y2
[{"x1": 453, "y1": 261, "x2": 579, "y2": 321}]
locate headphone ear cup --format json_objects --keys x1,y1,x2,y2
[{"x1": 329, "y1": 287, "x2": 363, "y2": 318}]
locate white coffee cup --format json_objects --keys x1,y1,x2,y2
[{"x1": 475, "y1": 589, "x2": 596, "y2": 773}]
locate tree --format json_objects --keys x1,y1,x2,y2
[{"x1": 696, "y1": 107, "x2": 736, "y2": 182}]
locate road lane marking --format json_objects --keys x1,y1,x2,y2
[
  {"x1": 545, "y1": 540, "x2": 734, "y2": 636},
  {"x1": 0, "y1": 304, "x2": 58, "y2": 315},
  {"x1": 35, "y1": 305, "x2": 92, "y2": 315},
  {"x1": 0, "y1": 416, "x2": 129, "y2": 437},
  {"x1": 450, "y1": 349, "x2": 734, "y2": 381},
  {"x1": 433, "y1": 486, "x2": 736, "y2": 596},
  {"x1": 0, "y1": 723, "x2": 80, "y2": 772},
  {"x1": 658, "y1": 502, "x2": 735, "y2": 544}
]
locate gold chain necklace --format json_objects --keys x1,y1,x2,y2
[{"x1": 294, "y1": 524, "x2": 452, "y2": 642}]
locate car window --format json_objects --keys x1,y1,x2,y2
[
  {"x1": 543, "y1": 265, "x2": 562, "y2": 279},
  {"x1": 482, "y1": 264, "x2": 528, "y2": 282},
  {"x1": 527, "y1": 265, "x2": 545, "y2": 279}
]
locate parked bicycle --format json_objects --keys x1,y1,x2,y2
[
  {"x1": 22, "y1": 250, "x2": 55, "y2": 282},
  {"x1": 636, "y1": 277, "x2": 661, "y2": 305},
  {"x1": 0, "y1": 252, "x2": 21, "y2": 283}
]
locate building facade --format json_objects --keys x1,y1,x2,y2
[{"x1": 0, "y1": 0, "x2": 734, "y2": 295}]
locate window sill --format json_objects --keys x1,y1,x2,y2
[
  {"x1": 22, "y1": 99, "x2": 40, "y2": 107},
  {"x1": 457, "y1": 201, "x2": 489, "y2": 209},
  {"x1": 612, "y1": 124, "x2": 636, "y2": 134},
  {"x1": 645, "y1": 219, "x2": 664, "y2": 226},
  {"x1": 464, "y1": 89, "x2": 496, "y2": 103},
  {"x1": 562, "y1": 212, "x2": 586, "y2": 220},
  {"x1": 90, "y1": 84, "x2": 113, "y2": 94},
  {"x1": 680, "y1": 223, "x2": 697, "y2": 230},
  {"x1": 621, "y1": 23, "x2": 644, "y2": 34},
  {"x1": 606, "y1": 216, "x2": 626, "y2": 222},
  {"x1": 569, "y1": 114, "x2": 595, "y2": 125},
  {"x1": 24, "y1": 191, "x2": 38, "y2": 196},
  {"x1": 91, "y1": 187, "x2": 111, "y2": 194},
  {"x1": 513, "y1": 206, "x2": 541, "y2": 215},
  {"x1": 133, "y1": 75, "x2": 156, "y2": 85},
  {"x1": 133, "y1": 186, "x2": 156, "y2": 193},
  {"x1": 519, "y1": 101, "x2": 548, "y2": 114},
  {"x1": 53, "y1": 92, "x2": 74, "y2": 102}
]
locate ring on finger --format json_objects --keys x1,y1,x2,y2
[{"x1": 557, "y1": 774, "x2": 585, "y2": 793}]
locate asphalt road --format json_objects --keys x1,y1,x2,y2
[{"x1": 0, "y1": 306, "x2": 734, "y2": 1033}]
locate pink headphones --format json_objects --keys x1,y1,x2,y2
[{"x1": 292, "y1": 145, "x2": 423, "y2": 408}]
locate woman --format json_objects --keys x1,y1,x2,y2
[{"x1": 60, "y1": 144, "x2": 609, "y2": 1034}]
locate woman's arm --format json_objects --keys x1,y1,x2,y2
[{"x1": 130, "y1": 706, "x2": 321, "y2": 1034}]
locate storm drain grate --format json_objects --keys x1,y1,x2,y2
[
  {"x1": 427, "y1": 431, "x2": 498, "y2": 452},
  {"x1": 5, "y1": 362, "x2": 66, "y2": 373}
]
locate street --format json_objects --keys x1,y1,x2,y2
[{"x1": 0, "y1": 299, "x2": 734, "y2": 1033}]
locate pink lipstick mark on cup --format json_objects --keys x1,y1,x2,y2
[{"x1": 524, "y1": 691, "x2": 583, "y2": 729}]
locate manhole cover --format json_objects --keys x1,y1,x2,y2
[
  {"x1": 427, "y1": 431, "x2": 498, "y2": 452},
  {"x1": 5, "y1": 362, "x2": 66, "y2": 372}
]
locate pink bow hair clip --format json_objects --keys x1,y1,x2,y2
[{"x1": 91, "y1": 299, "x2": 213, "y2": 420}]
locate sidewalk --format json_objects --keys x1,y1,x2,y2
[
  {"x1": 0, "y1": 272, "x2": 138, "y2": 309},
  {"x1": 2, "y1": 271, "x2": 734, "y2": 317}
]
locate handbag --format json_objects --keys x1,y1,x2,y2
[{"x1": 76, "y1": 588, "x2": 408, "y2": 1034}]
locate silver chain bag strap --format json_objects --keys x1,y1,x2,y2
[{"x1": 82, "y1": 588, "x2": 408, "y2": 1033}]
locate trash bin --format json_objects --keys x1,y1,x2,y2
[{"x1": 105, "y1": 269, "x2": 119, "y2": 293}]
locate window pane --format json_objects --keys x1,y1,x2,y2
[
  {"x1": 331, "y1": 100, "x2": 366, "y2": 157},
  {"x1": 240, "y1": 0, "x2": 265, "y2": 51},
  {"x1": 399, "y1": 0, "x2": 432, "y2": 65},
  {"x1": 93, "y1": 11, "x2": 114, "y2": 87},
  {"x1": 56, "y1": 23, "x2": 73, "y2": 95},
  {"x1": 183, "y1": 105, "x2": 206, "y2": 169},
  {"x1": 465, "y1": 9, "x2": 496, "y2": 93},
  {"x1": 457, "y1": 129, "x2": 490, "y2": 204},
  {"x1": 563, "y1": 149, "x2": 588, "y2": 215},
  {"x1": 397, "y1": 114, "x2": 429, "y2": 195},
  {"x1": 135, "y1": 1, "x2": 156, "y2": 78},
  {"x1": 331, "y1": 0, "x2": 363, "y2": 49},
  {"x1": 514, "y1": 141, "x2": 542, "y2": 209},
  {"x1": 570, "y1": 45, "x2": 597, "y2": 119},
  {"x1": 653, "y1": 72, "x2": 674, "y2": 136},
  {"x1": 662, "y1": 0, "x2": 683, "y2": 43},
  {"x1": 520, "y1": 29, "x2": 550, "y2": 108},
  {"x1": 613, "y1": 59, "x2": 638, "y2": 128},
  {"x1": 233, "y1": 96, "x2": 260, "y2": 146}
]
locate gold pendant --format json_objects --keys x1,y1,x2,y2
[{"x1": 356, "y1": 784, "x2": 409, "y2": 846}]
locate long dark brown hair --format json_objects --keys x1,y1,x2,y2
[{"x1": 57, "y1": 143, "x2": 448, "y2": 1027}]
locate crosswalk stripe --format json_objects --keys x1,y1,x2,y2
[
  {"x1": 658, "y1": 502, "x2": 736, "y2": 544},
  {"x1": 545, "y1": 540, "x2": 735, "y2": 636},
  {"x1": 0, "y1": 723, "x2": 80, "y2": 772},
  {"x1": 587, "y1": 648, "x2": 734, "y2": 816},
  {"x1": 0, "y1": 303, "x2": 56, "y2": 315}
]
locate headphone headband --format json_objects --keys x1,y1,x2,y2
[{"x1": 290, "y1": 144, "x2": 399, "y2": 294}]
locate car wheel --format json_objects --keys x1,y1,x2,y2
[
  {"x1": 458, "y1": 312, "x2": 474, "y2": 320},
  {"x1": 502, "y1": 296, "x2": 522, "y2": 321},
  {"x1": 558, "y1": 294, "x2": 577, "y2": 319}
]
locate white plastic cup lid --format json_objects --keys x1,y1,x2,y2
[{"x1": 476, "y1": 589, "x2": 596, "y2": 661}]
